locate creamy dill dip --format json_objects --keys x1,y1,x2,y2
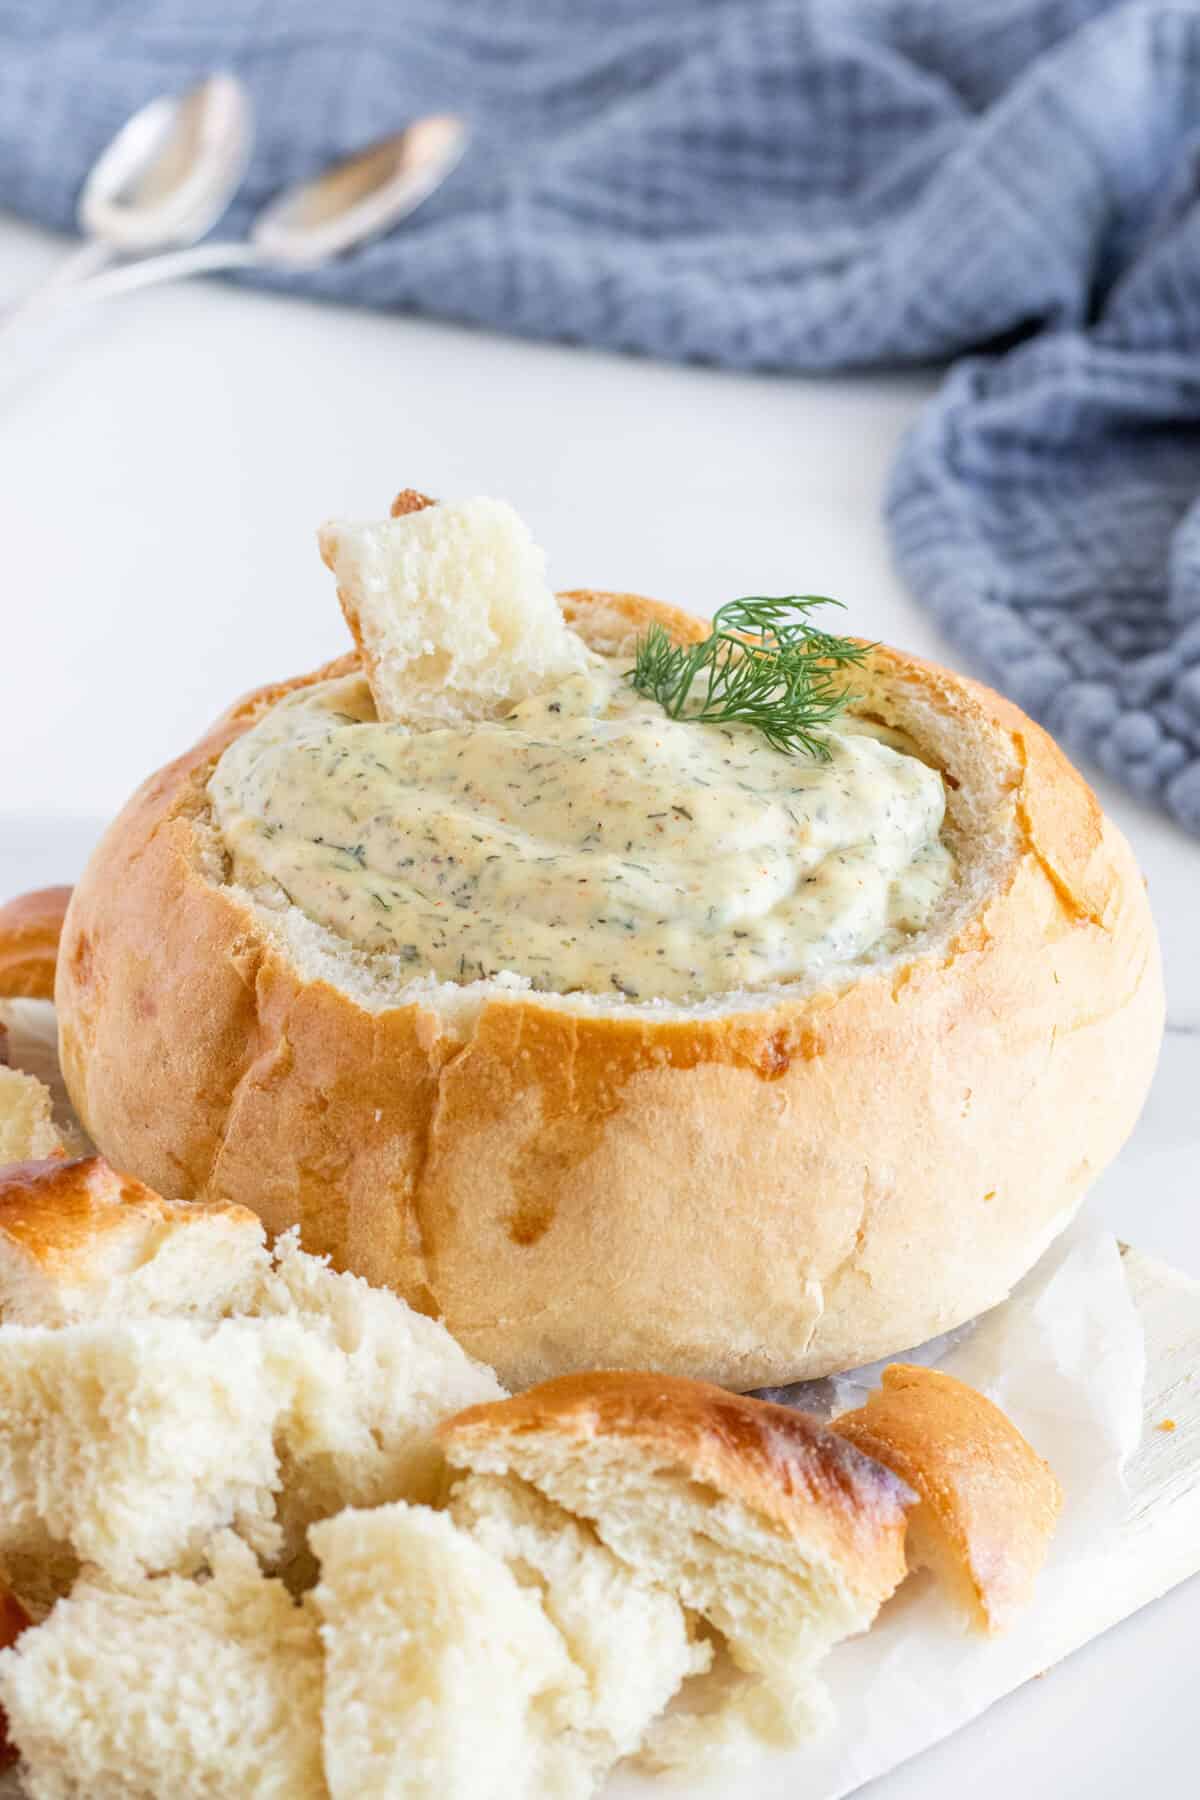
[{"x1": 208, "y1": 658, "x2": 955, "y2": 1003}]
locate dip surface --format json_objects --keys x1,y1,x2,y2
[{"x1": 209, "y1": 659, "x2": 955, "y2": 1002}]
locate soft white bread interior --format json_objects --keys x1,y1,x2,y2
[
  {"x1": 318, "y1": 493, "x2": 586, "y2": 725},
  {"x1": 311, "y1": 1501, "x2": 593, "y2": 1800},
  {"x1": 832, "y1": 1363, "x2": 1063, "y2": 1632},
  {"x1": 440, "y1": 1373, "x2": 913, "y2": 1723},
  {"x1": 0, "y1": 1533, "x2": 325, "y2": 1800},
  {"x1": 0, "y1": 1073, "x2": 63, "y2": 1167},
  {"x1": 0, "y1": 1315, "x2": 295, "y2": 1580},
  {"x1": 0, "y1": 1155, "x2": 269, "y2": 1326},
  {"x1": 448, "y1": 1472, "x2": 709, "y2": 1771},
  {"x1": 257, "y1": 1230, "x2": 504, "y2": 1565}
]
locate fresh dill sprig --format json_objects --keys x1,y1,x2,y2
[{"x1": 628, "y1": 595, "x2": 871, "y2": 760}]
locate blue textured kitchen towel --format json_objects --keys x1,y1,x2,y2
[{"x1": 3, "y1": 0, "x2": 1200, "y2": 829}]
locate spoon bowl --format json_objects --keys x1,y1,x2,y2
[
  {"x1": 250, "y1": 115, "x2": 469, "y2": 267},
  {"x1": 1, "y1": 73, "x2": 254, "y2": 337},
  {"x1": 78, "y1": 73, "x2": 254, "y2": 254}
]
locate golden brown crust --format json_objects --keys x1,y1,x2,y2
[
  {"x1": 389, "y1": 489, "x2": 436, "y2": 518},
  {"x1": 0, "y1": 888, "x2": 73, "y2": 999},
  {"x1": 54, "y1": 592, "x2": 1164, "y2": 1388},
  {"x1": 0, "y1": 1155, "x2": 259, "y2": 1280},
  {"x1": 832, "y1": 1364, "x2": 1063, "y2": 1632},
  {"x1": 440, "y1": 1371, "x2": 913, "y2": 1579},
  {"x1": 558, "y1": 587, "x2": 709, "y2": 650}
]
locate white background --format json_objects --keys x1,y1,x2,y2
[{"x1": 0, "y1": 212, "x2": 1196, "y2": 1798}]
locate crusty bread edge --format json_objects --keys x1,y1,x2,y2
[
  {"x1": 832, "y1": 1363, "x2": 1063, "y2": 1632},
  {"x1": 0, "y1": 1155, "x2": 264, "y2": 1282},
  {"x1": 439, "y1": 1370, "x2": 913, "y2": 1602}
]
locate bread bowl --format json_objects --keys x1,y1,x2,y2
[{"x1": 53, "y1": 494, "x2": 1163, "y2": 1389}]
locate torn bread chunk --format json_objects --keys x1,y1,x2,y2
[
  {"x1": 0, "y1": 889, "x2": 71, "y2": 1002},
  {"x1": 311, "y1": 1502, "x2": 593, "y2": 1800},
  {"x1": 0, "y1": 1265, "x2": 498, "y2": 1596},
  {"x1": 439, "y1": 1372, "x2": 912, "y2": 1714},
  {"x1": 0, "y1": 1156, "x2": 503, "y2": 1589},
  {"x1": 0, "y1": 1156, "x2": 270, "y2": 1326},
  {"x1": 318, "y1": 495, "x2": 587, "y2": 725},
  {"x1": 636, "y1": 1640, "x2": 828, "y2": 1774},
  {"x1": 256, "y1": 1231, "x2": 505, "y2": 1567},
  {"x1": 0, "y1": 1071, "x2": 62, "y2": 1167},
  {"x1": 0, "y1": 1534, "x2": 325, "y2": 1800},
  {"x1": 0, "y1": 1316, "x2": 307, "y2": 1581},
  {"x1": 832, "y1": 1363, "x2": 1063, "y2": 1632},
  {"x1": 449, "y1": 1471, "x2": 710, "y2": 1771}
]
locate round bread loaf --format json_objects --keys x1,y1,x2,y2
[{"x1": 54, "y1": 592, "x2": 1163, "y2": 1389}]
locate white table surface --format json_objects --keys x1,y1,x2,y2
[{"x1": 0, "y1": 212, "x2": 1196, "y2": 1799}]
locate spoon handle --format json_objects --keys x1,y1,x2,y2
[
  {"x1": 3, "y1": 240, "x2": 115, "y2": 330},
  {"x1": 50, "y1": 239, "x2": 264, "y2": 306}
]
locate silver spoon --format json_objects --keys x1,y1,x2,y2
[
  {"x1": 46, "y1": 114, "x2": 469, "y2": 309},
  {"x1": 5, "y1": 74, "x2": 253, "y2": 324}
]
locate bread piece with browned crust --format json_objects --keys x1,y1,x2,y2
[
  {"x1": 832, "y1": 1362, "x2": 1063, "y2": 1632},
  {"x1": 0, "y1": 890, "x2": 71, "y2": 1002},
  {"x1": 0, "y1": 1155, "x2": 269, "y2": 1326},
  {"x1": 318, "y1": 495, "x2": 586, "y2": 726},
  {"x1": 440, "y1": 1371, "x2": 912, "y2": 1700}
]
